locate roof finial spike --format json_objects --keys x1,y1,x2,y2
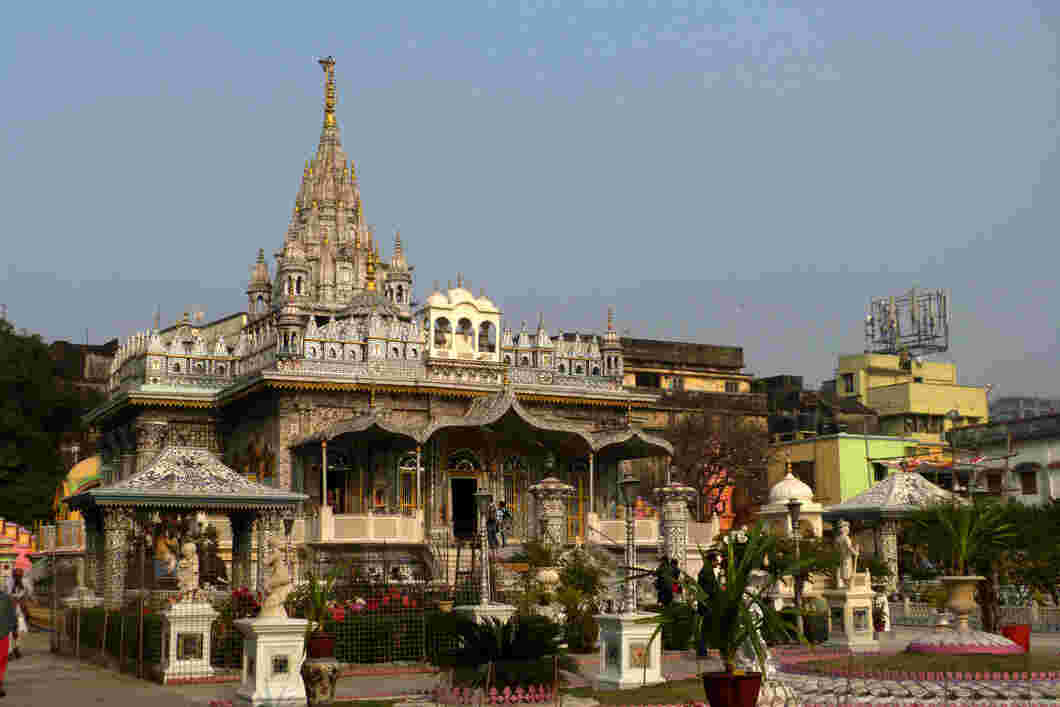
[
  {"x1": 607, "y1": 306, "x2": 615, "y2": 331},
  {"x1": 538, "y1": 312, "x2": 544, "y2": 330},
  {"x1": 457, "y1": 273, "x2": 464, "y2": 288},
  {"x1": 319, "y1": 56, "x2": 337, "y2": 128},
  {"x1": 394, "y1": 229, "x2": 403, "y2": 258},
  {"x1": 433, "y1": 280, "x2": 440, "y2": 293}
]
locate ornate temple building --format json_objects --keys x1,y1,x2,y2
[{"x1": 83, "y1": 58, "x2": 689, "y2": 574}]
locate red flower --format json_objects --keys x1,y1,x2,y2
[{"x1": 402, "y1": 596, "x2": 410, "y2": 607}]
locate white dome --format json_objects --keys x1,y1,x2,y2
[
  {"x1": 447, "y1": 287, "x2": 475, "y2": 306},
  {"x1": 768, "y1": 471, "x2": 814, "y2": 504},
  {"x1": 476, "y1": 296, "x2": 499, "y2": 314},
  {"x1": 426, "y1": 291, "x2": 449, "y2": 307}
]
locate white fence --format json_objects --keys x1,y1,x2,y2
[{"x1": 889, "y1": 600, "x2": 1060, "y2": 632}]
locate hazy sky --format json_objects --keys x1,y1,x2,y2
[{"x1": 3, "y1": 2, "x2": 1057, "y2": 396}]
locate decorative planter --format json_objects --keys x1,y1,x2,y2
[
  {"x1": 940, "y1": 576, "x2": 984, "y2": 632},
  {"x1": 536, "y1": 567, "x2": 560, "y2": 593},
  {"x1": 307, "y1": 632, "x2": 336, "y2": 659},
  {"x1": 701, "y1": 671, "x2": 762, "y2": 707},
  {"x1": 302, "y1": 657, "x2": 339, "y2": 706}
]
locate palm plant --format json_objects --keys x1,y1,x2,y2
[
  {"x1": 440, "y1": 613, "x2": 577, "y2": 688},
  {"x1": 639, "y1": 523, "x2": 807, "y2": 675},
  {"x1": 908, "y1": 498, "x2": 1015, "y2": 575}
]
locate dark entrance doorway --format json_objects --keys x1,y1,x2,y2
[{"x1": 451, "y1": 477, "x2": 478, "y2": 540}]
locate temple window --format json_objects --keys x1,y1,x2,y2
[
  {"x1": 575, "y1": 364, "x2": 584, "y2": 375},
  {"x1": 478, "y1": 321, "x2": 496, "y2": 352},
  {"x1": 396, "y1": 284, "x2": 404, "y2": 303},
  {"x1": 504, "y1": 354, "x2": 512, "y2": 364},
  {"x1": 329, "y1": 347, "x2": 337, "y2": 358},
  {"x1": 434, "y1": 317, "x2": 452, "y2": 349},
  {"x1": 392, "y1": 346, "x2": 401, "y2": 358},
  {"x1": 592, "y1": 366, "x2": 600, "y2": 376},
  {"x1": 457, "y1": 318, "x2": 474, "y2": 350},
  {"x1": 520, "y1": 355, "x2": 530, "y2": 367},
  {"x1": 217, "y1": 364, "x2": 226, "y2": 375},
  {"x1": 172, "y1": 362, "x2": 181, "y2": 373},
  {"x1": 296, "y1": 276, "x2": 303, "y2": 295},
  {"x1": 256, "y1": 295, "x2": 265, "y2": 312},
  {"x1": 409, "y1": 347, "x2": 417, "y2": 359},
  {"x1": 558, "y1": 363, "x2": 566, "y2": 373}
]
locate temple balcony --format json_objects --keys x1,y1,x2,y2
[{"x1": 305, "y1": 505, "x2": 425, "y2": 545}]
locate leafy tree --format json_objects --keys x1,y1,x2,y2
[
  {"x1": 664, "y1": 404, "x2": 772, "y2": 522},
  {"x1": 1002, "y1": 500, "x2": 1060, "y2": 606},
  {"x1": 0, "y1": 319, "x2": 101, "y2": 525}
]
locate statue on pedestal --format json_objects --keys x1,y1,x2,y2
[
  {"x1": 176, "y1": 541, "x2": 200, "y2": 592},
  {"x1": 260, "y1": 536, "x2": 292, "y2": 618},
  {"x1": 835, "y1": 520, "x2": 860, "y2": 589}
]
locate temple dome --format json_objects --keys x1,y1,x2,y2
[
  {"x1": 768, "y1": 471, "x2": 814, "y2": 504},
  {"x1": 426, "y1": 290, "x2": 449, "y2": 307}
]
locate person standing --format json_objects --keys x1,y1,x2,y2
[
  {"x1": 0, "y1": 584, "x2": 17, "y2": 696},
  {"x1": 486, "y1": 502, "x2": 499, "y2": 549},
  {"x1": 496, "y1": 501, "x2": 513, "y2": 547},
  {"x1": 697, "y1": 551, "x2": 721, "y2": 657},
  {"x1": 654, "y1": 557, "x2": 674, "y2": 607}
]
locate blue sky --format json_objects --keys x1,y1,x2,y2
[{"x1": 2, "y1": 1, "x2": 1058, "y2": 395}]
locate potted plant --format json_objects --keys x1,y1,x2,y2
[
  {"x1": 802, "y1": 597, "x2": 829, "y2": 645},
  {"x1": 301, "y1": 565, "x2": 343, "y2": 658},
  {"x1": 640, "y1": 523, "x2": 804, "y2": 707},
  {"x1": 910, "y1": 499, "x2": 1015, "y2": 633}
]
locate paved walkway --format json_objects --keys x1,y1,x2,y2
[{"x1": 9, "y1": 627, "x2": 1060, "y2": 706}]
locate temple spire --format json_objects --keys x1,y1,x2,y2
[{"x1": 319, "y1": 56, "x2": 337, "y2": 128}]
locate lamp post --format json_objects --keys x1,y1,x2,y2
[
  {"x1": 474, "y1": 488, "x2": 493, "y2": 606},
  {"x1": 786, "y1": 498, "x2": 804, "y2": 637},
  {"x1": 619, "y1": 472, "x2": 639, "y2": 615}
]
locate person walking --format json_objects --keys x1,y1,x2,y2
[
  {"x1": 697, "y1": 551, "x2": 721, "y2": 657},
  {"x1": 0, "y1": 584, "x2": 18, "y2": 696},
  {"x1": 6, "y1": 571, "x2": 28, "y2": 660}
]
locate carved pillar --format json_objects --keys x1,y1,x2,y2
[
  {"x1": 879, "y1": 519, "x2": 900, "y2": 595},
  {"x1": 528, "y1": 477, "x2": 574, "y2": 551},
  {"x1": 654, "y1": 481, "x2": 696, "y2": 573},
  {"x1": 83, "y1": 512, "x2": 102, "y2": 594},
  {"x1": 229, "y1": 512, "x2": 255, "y2": 590},
  {"x1": 102, "y1": 509, "x2": 132, "y2": 610}
]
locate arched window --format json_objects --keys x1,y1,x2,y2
[
  {"x1": 172, "y1": 362, "x2": 181, "y2": 373},
  {"x1": 391, "y1": 346, "x2": 401, "y2": 358},
  {"x1": 592, "y1": 366, "x2": 600, "y2": 376},
  {"x1": 216, "y1": 364, "x2": 226, "y2": 375},
  {"x1": 283, "y1": 333, "x2": 289, "y2": 350},
  {"x1": 558, "y1": 363, "x2": 566, "y2": 373},
  {"x1": 396, "y1": 284, "x2": 404, "y2": 303},
  {"x1": 520, "y1": 355, "x2": 530, "y2": 367},
  {"x1": 398, "y1": 454, "x2": 419, "y2": 514},
  {"x1": 575, "y1": 364, "x2": 584, "y2": 375},
  {"x1": 409, "y1": 347, "x2": 417, "y2": 359},
  {"x1": 504, "y1": 354, "x2": 512, "y2": 364},
  {"x1": 478, "y1": 321, "x2": 496, "y2": 353},
  {"x1": 329, "y1": 347, "x2": 337, "y2": 359},
  {"x1": 434, "y1": 317, "x2": 452, "y2": 349},
  {"x1": 256, "y1": 295, "x2": 265, "y2": 312},
  {"x1": 447, "y1": 449, "x2": 481, "y2": 474},
  {"x1": 457, "y1": 318, "x2": 474, "y2": 349},
  {"x1": 296, "y1": 276, "x2": 303, "y2": 295},
  {"x1": 287, "y1": 276, "x2": 293, "y2": 295},
  {"x1": 195, "y1": 362, "x2": 204, "y2": 373}
]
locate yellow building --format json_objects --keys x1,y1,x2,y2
[{"x1": 834, "y1": 353, "x2": 988, "y2": 444}]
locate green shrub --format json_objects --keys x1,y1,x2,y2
[{"x1": 661, "y1": 602, "x2": 696, "y2": 650}]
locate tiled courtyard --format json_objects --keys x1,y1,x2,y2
[{"x1": 10, "y1": 628, "x2": 1060, "y2": 706}]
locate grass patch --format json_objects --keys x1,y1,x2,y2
[
  {"x1": 566, "y1": 678, "x2": 705, "y2": 705},
  {"x1": 802, "y1": 652, "x2": 1060, "y2": 675}
]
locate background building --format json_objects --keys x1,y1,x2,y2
[{"x1": 990, "y1": 395, "x2": 1060, "y2": 423}]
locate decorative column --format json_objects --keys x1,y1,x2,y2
[
  {"x1": 102, "y1": 509, "x2": 132, "y2": 610},
  {"x1": 654, "y1": 480, "x2": 696, "y2": 573},
  {"x1": 588, "y1": 453, "x2": 595, "y2": 514},
  {"x1": 879, "y1": 519, "x2": 900, "y2": 596},
  {"x1": 84, "y1": 512, "x2": 102, "y2": 594},
  {"x1": 528, "y1": 477, "x2": 574, "y2": 551},
  {"x1": 229, "y1": 512, "x2": 254, "y2": 590}
]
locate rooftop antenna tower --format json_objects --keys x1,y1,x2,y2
[{"x1": 864, "y1": 287, "x2": 949, "y2": 361}]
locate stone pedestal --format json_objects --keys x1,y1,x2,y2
[
  {"x1": 161, "y1": 597, "x2": 220, "y2": 683},
  {"x1": 529, "y1": 477, "x2": 574, "y2": 549},
  {"x1": 235, "y1": 616, "x2": 309, "y2": 706},
  {"x1": 822, "y1": 577, "x2": 878, "y2": 653},
  {"x1": 595, "y1": 613, "x2": 664, "y2": 690},
  {"x1": 454, "y1": 602, "x2": 517, "y2": 625},
  {"x1": 654, "y1": 482, "x2": 695, "y2": 572}
]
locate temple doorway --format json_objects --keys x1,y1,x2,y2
[{"x1": 451, "y1": 477, "x2": 478, "y2": 540}]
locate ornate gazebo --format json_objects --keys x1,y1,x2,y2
[
  {"x1": 64, "y1": 446, "x2": 307, "y2": 609},
  {"x1": 823, "y1": 470, "x2": 958, "y2": 594}
]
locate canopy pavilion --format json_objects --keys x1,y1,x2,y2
[
  {"x1": 823, "y1": 468, "x2": 959, "y2": 594},
  {"x1": 63, "y1": 446, "x2": 306, "y2": 610}
]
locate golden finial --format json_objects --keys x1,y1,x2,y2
[
  {"x1": 350, "y1": 160, "x2": 357, "y2": 181},
  {"x1": 394, "y1": 229, "x2": 403, "y2": 258},
  {"x1": 365, "y1": 246, "x2": 377, "y2": 291},
  {"x1": 312, "y1": 200, "x2": 318, "y2": 210},
  {"x1": 319, "y1": 56, "x2": 337, "y2": 127},
  {"x1": 607, "y1": 306, "x2": 615, "y2": 331},
  {"x1": 785, "y1": 448, "x2": 793, "y2": 475}
]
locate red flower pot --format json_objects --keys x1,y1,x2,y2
[
  {"x1": 701, "y1": 671, "x2": 762, "y2": 707},
  {"x1": 307, "y1": 633, "x2": 336, "y2": 659},
  {"x1": 1001, "y1": 624, "x2": 1030, "y2": 652}
]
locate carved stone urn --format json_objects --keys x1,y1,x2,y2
[
  {"x1": 301, "y1": 657, "x2": 340, "y2": 706},
  {"x1": 536, "y1": 566, "x2": 561, "y2": 594},
  {"x1": 941, "y1": 576, "x2": 984, "y2": 632}
]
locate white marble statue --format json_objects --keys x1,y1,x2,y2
[
  {"x1": 259, "y1": 536, "x2": 292, "y2": 619},
  {"x1": 835, "y1": 520, "x2": 860, "y2": 589},
  {"x1": 176, "y1": 541, "x2": 200, "y2": 592}
]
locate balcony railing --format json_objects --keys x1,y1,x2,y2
[{"x1": 305, "y1": 506, "x2": 425, "y2": 544}]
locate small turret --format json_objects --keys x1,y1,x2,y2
[
  {"x1": 385, "y1": 229, "x2": 413, "y2": 309},
  {"x1": 600, "y1": 306, "x2": 623, "y2": 378},
  {"x1": 247, "y1": 248, "x2": 272, "y2": 315}
]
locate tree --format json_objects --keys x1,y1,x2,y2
[
  {"x1": 663, "y1": 404, "x2": 772, "y2": 522},
  {"x1": 0, "y1": 319, "x2": 101, "y2": 525},
  {"x1": 1003, "y1": 500, "x2": 1060, "y2": 606}
]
